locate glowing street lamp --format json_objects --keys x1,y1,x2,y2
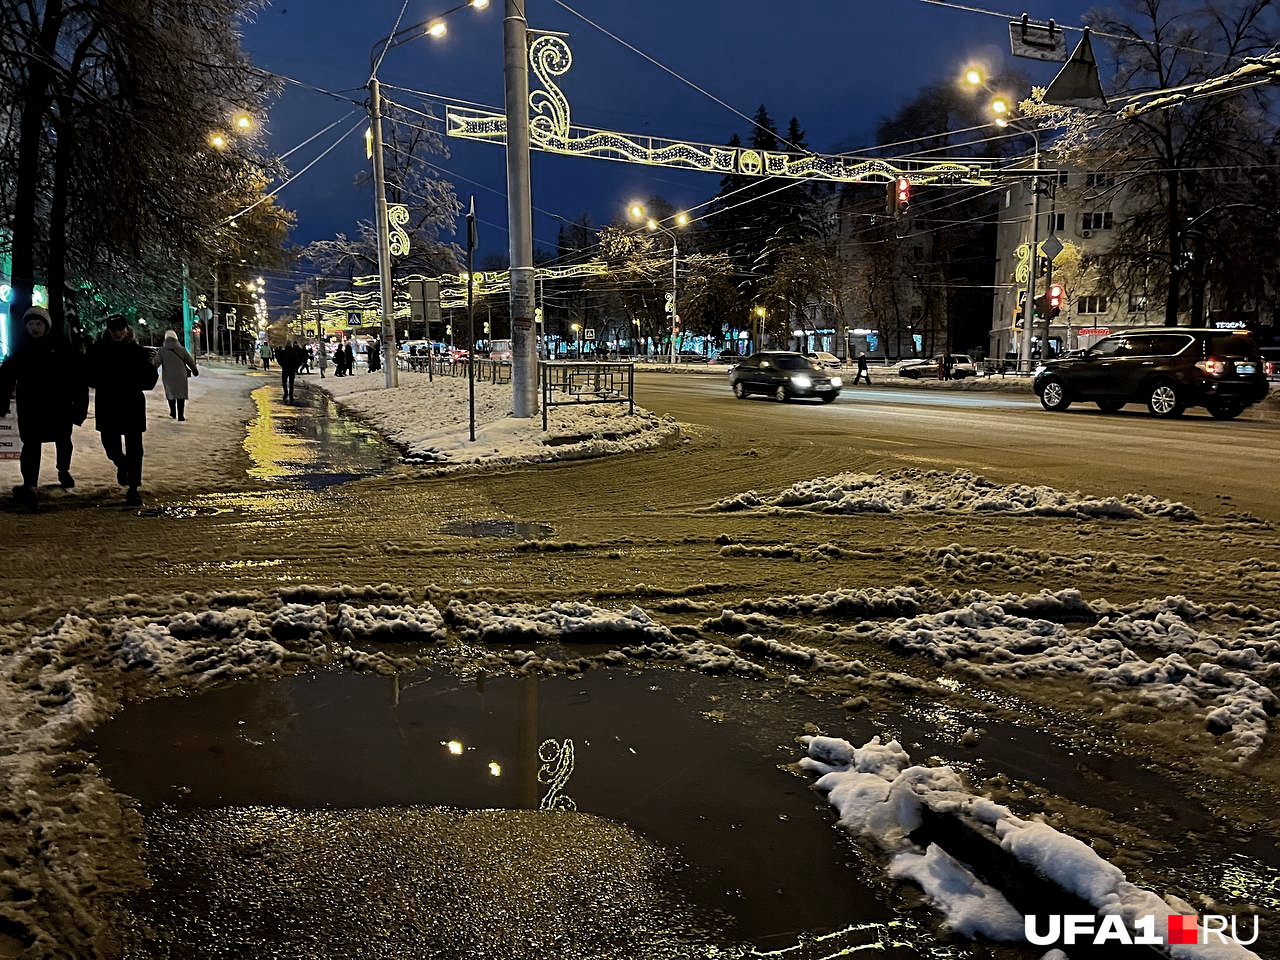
[
  {"x1": 627, "y1": 203, "x2": 688, "y2": 365},
  {"x1": 368, "y1": 0, "x2": 489, "y2": 390}
]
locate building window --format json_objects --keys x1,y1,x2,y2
[
  {"x1": 1085, "y1": 172, "x2": 1115, "y2": 188},
  {"x1": 1046, "y1": 212, "x2": 1065, "y2": 233},
  {"x1": 1054, "y1": 170, "x2": 1070, "y2": 187},
  {"x1": 910, "y1": 304, "x2": 923, "y2": 320},
  {"x1": 1127, "y1": 293, "x2": 1148, "y2": 313},
  {"x1": 1077, "y1": 295, "x2": 1108, "y2": 314},
  {"x1": 1081, "y1": 211, "x2": 1114, "y2": 231}
]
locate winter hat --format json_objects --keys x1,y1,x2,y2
[
  {"x1": 104, "y1": 313, "x2": 128, "y2": 331},
  {"x1": 23, "y1": 306, "x2": 51, "y2": 332},
  {"x1": 164, "y1": 329, "x2": 179, "y2": 341}
]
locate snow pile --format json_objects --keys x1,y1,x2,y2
[
  {"x1": 711, "y1": 468, "x2": 1199, "y2": 520},
  {"x1": 799, "y1": 735, "x2": 1262, "y2": 959},
  {"x1": 320, "y1": 370, "x2": 680, "y2": 467}
]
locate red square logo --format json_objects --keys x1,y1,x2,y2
[{"x1": 1168, "y1": 915, "x2": 1199, "y2": 945}]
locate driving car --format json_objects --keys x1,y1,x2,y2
[
  {"x1": 728, "y1": 351, "x2": 842, "y2": 403},
  {"x1": 1033, "y1": 328, "x2": 1269, "y2": 419}
]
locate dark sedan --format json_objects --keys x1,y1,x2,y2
[{"x1": 728, "y1": 351, "x2": 842, "y2": 403}]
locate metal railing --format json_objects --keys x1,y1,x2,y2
[{"x1": 540, "y1": 361, "x2": 634, "y2": 430}]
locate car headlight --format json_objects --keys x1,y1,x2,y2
[
  {"x1": 791, "y1": 374, "x2": 812, "y2": 388},
  {"x1": 1033, "y1": 364, "x2": 1046, "y2": 376},
  {"x1": 830, "y1": 377, "x2": 843, "y2": 387}
]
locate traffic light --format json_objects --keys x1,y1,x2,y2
[
  {"x1": 894, "y1": 176, "x2": 911, "y2": 217},
  {"x1": 1033, "y1": 284, "x2": 1063, "y2": 320}
]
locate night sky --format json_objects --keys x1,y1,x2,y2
[{"x1": 242, "y1": 0, "x2": 1097, "y2": 268}]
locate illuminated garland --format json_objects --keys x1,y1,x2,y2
[{"x1": 448, "y1": 34, "x2": 997, "y2": 187}]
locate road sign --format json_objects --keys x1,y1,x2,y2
[
  {"x1": 1009, "y1": 16, "x2": 1068, "y2": 62},
  {"x1": 585, "y1": 328, "x2": 595, "y2": 340},
  {"x1": 348, "y1": 312, "x2": 362, "y2": 327}
]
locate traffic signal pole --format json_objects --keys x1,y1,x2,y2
[{"x1": 1020, "y1": 142, "x2": 1041, "y2": 374}]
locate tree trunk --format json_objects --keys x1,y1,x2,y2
[{"x1": 9, "y1": 0, "x2": 65, "y2": 343}]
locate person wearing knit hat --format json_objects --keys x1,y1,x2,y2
[
  {"x1": 0, "y1": 304, "x2": 90, "y2": 508},
  {"x1": 85, "y1": 313, "x2": 159, "y2": 508}
]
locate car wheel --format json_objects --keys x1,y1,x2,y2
[
  {"x1": 732, "y1": 381, "x2": 749, "y2": 399},
  {"x1": 819, "y1": 392, "x2": 837, "y2": 403},
  {"x1": 1207, "y1": 401, "x2": 1244, "y2": 420},
  {"x1": 901, "y1": 369, "x2": 918, "y2": 380},
  {"x1": 1146, "y1": 380, "x2": 1184, "y2": 418},
  {"x1": 1096, "y1": 400, "x2": 1124, "y2": 413},
  {"x1": 1039, "y1": 376, "x2": 1071, "y2": 411},
  {"x1": 774, "y1": 385, "x2": 788, "y2": 403}
]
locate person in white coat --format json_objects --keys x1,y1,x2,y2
[{"x1": 155, "y1": 329, "x2": 199, "y2": 421}]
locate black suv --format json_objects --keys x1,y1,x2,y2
[{"x1": 1034, "y1": 328, "x2": 1269, "y2": 419}]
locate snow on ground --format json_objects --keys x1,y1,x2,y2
[
  {"x1": 319, "y1": 366, "x2": 681, "y2": 468},
  {"x1": 799, "y1": 735, "x2": 1261, "y2": 958},
  {"x1": 710, "y1": 468, "x2": 1200, "y2": 521},
  {"x1": 0, "y1": 360, "x2": 1275, "y2": 958}
]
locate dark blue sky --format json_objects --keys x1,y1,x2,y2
[{"x1": 243, "y1": 0, "x2": 1096, "y2": 265}]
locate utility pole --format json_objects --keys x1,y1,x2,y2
[
  {"x1": 369, "y1": 76, "x2": 398, "y2": 388},
  {"x1": 505, "y1": 0, "x2": 536, "y2": 417}
]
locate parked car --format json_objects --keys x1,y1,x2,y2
[
  {"x1": 1033, "y1": 328, "x2": 1269, "y2": 419},
  {"x1": 677, "y1": 350, "x2": 710, "y2": 364},
  {"x1": 893, "y1": 354, "x2": 977, "y2": 379},
  {"x1": 728, "y1": 351, "x2": 842, "y2": 403},
  {"x1": 713, "y1": 349, "x2": 742, "y2": 364},
  {"x1": 807, "y1": 351, "x2": 843, "y2": 369},
  {"x1": 891, "y1": 357, "x2": 937, "y2": 379},
  {"x1": 1262, "y1": 346, "x2": 1280, "y2": 382}
]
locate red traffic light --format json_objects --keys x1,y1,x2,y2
[
  {"x1": 1048, "y1": 283, "x2": 1063, "y2": 309},
  {"x1": 896, "y1": 176, "x2": 910, "y2": 206}
]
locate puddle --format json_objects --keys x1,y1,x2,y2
[
  {"x1": 91, "y1": 668, "x2": 953, "y2": 959},
  {"x1": 244, "y1": 386, "x2": 399, "y2": 489},
  {"x1": 441, "y1": 519, "x2": 555, "y2": 539}
]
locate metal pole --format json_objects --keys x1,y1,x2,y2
[
  {"x1": 669, "y1": 235, "x2": 678, "y2": 365},
  {"x1": 467, "y1": 197, "x2": 477, "y2": 442},
  {"x1": 1019, "y1": 132, "x2": 1040, "y2": 374},
  {"x1": 369, "y1": 76, "x2": 398, "y2": 388},
  {"x1": 505, "y1": 0, "x2": 536, "y2": 417}
]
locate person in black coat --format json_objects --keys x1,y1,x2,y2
[
  {"x1": 87, "y1": 314, "x2": 159, "y2": 507},
  {"x1": 276, "y1": 338, "x2": 305, "y2": 403},
  {"x1": 0, "y1": 305, "x2": 89, "y2": 507}
]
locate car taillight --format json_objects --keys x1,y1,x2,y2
[{"x1": 1195, "y1": 358, "x2": 1227, "y2": 376}]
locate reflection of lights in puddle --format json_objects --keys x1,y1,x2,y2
[
  {"x1": 443, "y1": 740, "x2": 502, "y2": 777},
  {"x1": 245, "y1": 389, "x2": 312, "y2": 480}
]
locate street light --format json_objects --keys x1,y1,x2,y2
[
  {"x1": 753, "y1": 305, "x2": 766, "y2": 354},
  {"x1": 964, "y1": 69, "x2": 1046, "y2": 373},
  {"x1": 628, "y1": 203, "x2": 688, "y2": 365},
  {"x1": 368, "y1": 0, "x2": 489, "y2": 389}
]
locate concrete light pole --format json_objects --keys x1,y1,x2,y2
[{"x1": 504, "y1": 0, "x2": 537, "y2": 417}]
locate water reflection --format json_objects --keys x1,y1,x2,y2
[
  {"x1": 92, "y1": 667, "x2": 912, "y2": 955},
  {"x1": 244, "y1": 385, "x2": 398, "y2": 488}
]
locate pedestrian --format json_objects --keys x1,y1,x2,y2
[
  {"x1": 0, "y1": 305, "x2": 89, "y2": 508},
  {"x1": 258, "y1": 339, "x2": 273, "y2": 371},
  {"x1": 303, "y1": 345, "x2": 313, "y2": 375},
  {"x1": 155, "y1": 329, "x2": 199, "y2": 421},
  {"x1": 342, "y1": 341, "x2": 355, "y2": 376},
  {"x1": 332, "y1": 341, "x2": 345, "y2": 377},
  {"x1": 87, "y1": 313, "x2": 159, "y2": 507},
  {"x1": 316, "y1": 340, "x2": 328, "y2": 379},
  {"x1": 854, "y1": 352, "x2": 871, "y2": 385},
  {"x1": 277, "y1": 337, "x2": 304, "y2": 403},
  {"x1": 937, "y1": 355, "x2": 948, "y2": 381},
  {"x1": 368, "y1": 338, "x2": 382, "y2": 373}
]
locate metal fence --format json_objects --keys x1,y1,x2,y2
[
  {"x1": 397, "y1": 354, "x2": 512, "y2": 384},
  {"x1": 540, "y1": 361, "x2": 635, "y2": 430}
]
